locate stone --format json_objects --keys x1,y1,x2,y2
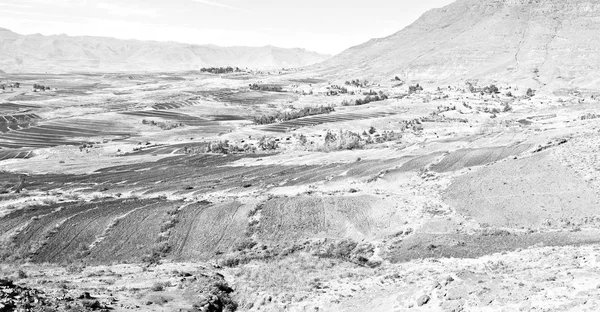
[{"x1": 417, "y1": 295, "x2": 431, "y2": 306}]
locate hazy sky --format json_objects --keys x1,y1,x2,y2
[{"x1": 0, "y1": 0, "x2": 455, "y2": 55}]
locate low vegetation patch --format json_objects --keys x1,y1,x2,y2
[
  {"x1": 252, "y1": 105, "x2": 335, "y2": 125},
  {"x1": 32, "y1": 84, "x2": 51, "y2": 92},
  {"x1": 142, "y1": 119, "x2": 184, "y2": 130},
  {"x1": 345, "y1": 79, "x2": 369, "y2": 88},
  {"x1": 249, "y1": 83, "x2": 283, "y2": 92},
  {"x1": 293, "y1": 128, "x2": 400, "y2": 152},
  {"x1": 341, "y1": 92, "x2": 388, "y2": 106}
]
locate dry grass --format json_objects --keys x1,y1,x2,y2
[{"x1": 229, "y1": 252, "x2": 374, "y2": 307}]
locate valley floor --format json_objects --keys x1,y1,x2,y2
[{"x1": 1, "y1": 71, "x2": 599, "y2": 311}]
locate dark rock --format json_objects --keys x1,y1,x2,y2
[{"x1": 417, "y1": 294, "x2": 431, "y2": 306}]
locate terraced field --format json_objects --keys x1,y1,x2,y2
[
  {"x1": 430, "y1": 144, "x2": 533, "y2": 173},
  {"x1": 31, "y1": 198, "x2": 162, "y2": 263},
  {"x1": 261, "y1": 111, "x2": 399, "y2": 132},
  {"x1": 0, "y1": 103, "x2": 39, "y2": 114},
  {"x1": 256, "y1": 196, "x2": 380, "y2": 244},
  {"x1": 151, "y1": 98, "x2": 201, "y2": 110},
  {"x1": 0, "y1": 114, "x2": 41, "y2": 133},
  {"x1": 202, "y1": 89, "x2": 297, "y2": 106},
  {"x1": 0, "y1": 149, "x2": 32, "y2": 161},
  {"x1": 86, "y1": 200, "x2": 182, "y2": 263},
  {"x1": 0, "y1": 118, "x2": 132, "y2": 149},
  {"x1": 169, "y1": 201, "x2": 249, "y2": 260},
  {"x1": 121, "y1": 110, "x2": 217, "y2": 127},
  {"x1": 385, "y1": 230, "x2": 600, "y2": 263},
  {"x1": 123, "y1": 142, "x2": 209, "y2": 156},
  {"x1": 0, "y1": 203, "x2": 56, "y2": 240}
]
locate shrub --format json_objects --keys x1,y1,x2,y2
[
  {"x1": 17, "y1": 269, "x2": 27, "y2": 279},
  {"x1": 151, "y1": 281, "x2": 171, "y2": 292},
  {"x1": 526, "y1": 88, "x2": 535, "y2": 97},
  {"x1": 409, "y1": 84, "x2": 424, "y2": 93},
  {"x1": 483, "y1": 84, "x2": 499, "y2": 94}
]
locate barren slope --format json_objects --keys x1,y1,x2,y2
[{"x1": 312, "y1": 0, "x2": 600, "y2": 88}]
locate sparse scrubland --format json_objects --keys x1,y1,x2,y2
[{"x1": 1, "y1": 57, "x2": 600, "y2": 312}]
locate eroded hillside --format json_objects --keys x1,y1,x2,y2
[{"x1": 313, "y1": 0, "x2": 600, "y2": 89}]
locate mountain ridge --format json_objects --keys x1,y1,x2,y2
[
  {"x1": 0, "y1": 28, "x2": 331, "y2": 73},
  {"x1": 311, "y1": 0, "x2": 600, "y2": 88}
]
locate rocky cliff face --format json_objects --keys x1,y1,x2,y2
[
  {"x1": 0, "y1": 28, "x2": 330, "y2": 73},
  {"x1": 313, "y1": 0, "x2": 600, "y2": 88}
]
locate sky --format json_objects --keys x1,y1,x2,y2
[{"x1": 0, "y1": 0, "x2": 456, "y2": 55}]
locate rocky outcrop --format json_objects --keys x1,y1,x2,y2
[
  {"x1": 313, "y1": 0, "x2": 600, "y2": 88},
  {"x1": 0, "y1": 279, "x2": 110, "y2": 311}
]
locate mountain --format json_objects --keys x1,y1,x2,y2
[
  {"x1": 313, "y1": 0, "x2": 600, "y2": 88},
  {"x1": 0, "y1": 28, "x2": 330, "y2": 73}
]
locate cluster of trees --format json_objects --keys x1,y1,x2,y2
[
  {"x1": 33, "y1": 84, "x2": 50, "y2": 91},
  {"x1": 341, "y1": 92, "x2": 388, "y2": 106},
  {"x1": 202, "y1": 137, "x2": 280, "y2": 154},
  {"x1": 252, "y1": 105, "x2": 335, "y2": 125},
  {"x1": 466, "y1": 83, "x2": 502, "y2": 95},
  {"x1": 142, "y1": 119, "x2": 184, "y2": 131},
  {"x1": 0, "y1": 82, "x2": 19, "y2": 90},
  {"x1": 249, "y1": 83, "x2": 283, "y2": 92},
  {"x1": 295, "y1": 128, "x2": 399, "y2": 152},
  {"x1": 580, "y1": 113, "x2": 600, "y2": 120},
  {"x1": 483, "y1": 85, "x2": 499, "y2": 94},
  {"x1": 200, "y1": 67, "x2": 241, "y2": 74},
  {"x1": 327, "y1": 85, "x2": 349, "y2": 96},
  {"x1": 345, "y1": 79, "x2": 369, "y2": 88}
]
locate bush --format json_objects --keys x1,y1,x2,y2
[
  {"x1": 17, "y1": 269, "x2": 27, "y2": 279},
  {"x1": 151, "y1": 281, "x2": 171, "y2": 292},
  {"x1": 526, "y1": 88, "x2": 535, "y2": 97},
  {"x1": 409, "y1": 84, "x2": 423, "y2": 93},
  {"x1": 484, "y1": 84, "x2": 499, "y2": 94}
]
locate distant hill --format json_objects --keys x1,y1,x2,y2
[
  {"x1": 312, "y1": 0, "x2": 600, "y2": 88},
  {"x1": 0, "y1": 28, "x2": 331, "y2": 73}
]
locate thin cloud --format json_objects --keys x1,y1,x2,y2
[
  {"x1": 192, "y1": 0, "x2": 242, "y2": 12},
  {"x1": 0, "y1": 2, "x2": 32, "y2": 9}
]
